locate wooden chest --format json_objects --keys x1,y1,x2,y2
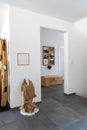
[{"x1": 41, "y1": 75, "x2": 63, "y2": 87}]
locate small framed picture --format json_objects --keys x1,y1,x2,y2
[
  {"x1": 44, "y1": 59, "x2": 48, "y2": 65},
  {"x1": 17, "y1": 53, "x2": 29, "y2": 66}
]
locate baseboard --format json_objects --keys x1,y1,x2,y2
[
  {"x1": 64, "y1": 93, "x2": 76, "y2": 96},
  {"x1": 0, "y1": 101, "x2": 10, "y2": 112}
]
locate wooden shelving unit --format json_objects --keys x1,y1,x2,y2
[
  {"x1": 0, "y1": 39, "x2": 8, "y2": 107},
  {"x1": 42, "y1": 46, "x2": 55, "y2": 66}
]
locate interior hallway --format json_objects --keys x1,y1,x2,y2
[{"x1": 0, "y1": 85, "x2": 87, "y2": 130}]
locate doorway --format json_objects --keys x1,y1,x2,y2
[{"x1": 40, "y1": 27, "x2": 66, "y2": 99}]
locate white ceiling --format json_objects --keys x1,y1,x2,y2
[{"x1": 0, "y1": 0, "x2": 87, "y2": 22}]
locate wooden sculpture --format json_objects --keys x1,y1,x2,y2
[
  {"x1": 20, "y1": 79, "x2": 39, "y2": 116},
  {"x1": 0, "y1": 39, "x2": 8, "y2": 107}
]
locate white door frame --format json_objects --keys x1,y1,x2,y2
[{"x1": 59, "y1": 45, "x2": 64, "y2": 79}]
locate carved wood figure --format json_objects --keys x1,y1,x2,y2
[{"x1": 20, "y1": 79, "x2": 39, "y2": 116}]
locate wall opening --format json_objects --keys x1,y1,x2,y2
[{"x1": 40, "y1": 27, "x2": 68, "y2": 100}]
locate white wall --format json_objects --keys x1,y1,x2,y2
[
  {"x1": 40, "y1": 27, "x2": 64, "y2": 76},
  {"x1": 9, "y1": 6, "x2": 42, "y2": 108},
  {"x1": 0, "y1": 5, "x2": 9, "y2": 34},
  {"x1": 75, "y1": 17, "x2": 87, "y2": 39},
  {"x1": 72, "y1": 20, "x2": 87, "y2": 98},
  {"x1": 1, "y1": 8, "x2": 9, "y2": 40},
  {"x1": 68, "y1": 25, "x2": 87, "y2": 96},
  {"x1": 8, "y1": 6, "x2": 87, "y2": 108},
  {"x1": 9, "y1": 6, "x2": 71, "y2": 108},
  {"x1": 59, "y1": 46, "x2": 64, "y2": 78}
]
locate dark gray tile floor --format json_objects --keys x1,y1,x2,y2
[{"x1": 0, "y1": 84, "x2": 87, "y2": 130}]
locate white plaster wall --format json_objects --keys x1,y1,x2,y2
[
  {"x1": 0, "y1": 8, "x2": 9, "y2": 40},
  {"x1": 9, "y1": 7, "x2": 42, "y2": 108},
  {"x1": 59, "y1": 46, "x2": 64, "y2": 78},
  {"x1": 0, "y1": 5, "x2": 9, "y2": 35},
  {"x1": 68, "y1": 25, "x2": 87, "y2": 97},
  {"x1": 75, "y1": 17, "x2": 87, "y2": 39},
  {"x1": 73, "y1": 20, "x2": 87, "y2": 98},
  {"x1": 9, "y1": 6, "x2": 71, "y2": 108},
  {"x1": 40, "y1": 28, "x2": 64, "y2": 76},
  {"x1": 9, "y1": 6, "x2": 87, "y2": 108}
]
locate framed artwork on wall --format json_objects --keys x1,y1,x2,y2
[
  {"x1": 17, "y1": 53, "x2": 29, "y2": 66},
  {"x1": 42, "y1": 46, "x2": 55, "y2": 66}
]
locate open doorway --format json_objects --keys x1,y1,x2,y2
[{"x1": 40, "y1": 27, "x2": 65, "y2": 99}]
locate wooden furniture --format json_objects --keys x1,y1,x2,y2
[
  {"x1": 0, "y1": 39, "x2": 8, "y2": 107},
  {"x1": 42, "y1": 46, "x2": 55, "y2": 66},
  {"x1": 41, "y1": 75, "x2": 63, "y2": 87}
]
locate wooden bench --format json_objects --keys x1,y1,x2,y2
[{"x1": 41, "y1": 75, "x2": 63, "y2": 87}]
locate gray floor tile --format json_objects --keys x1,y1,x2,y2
[
  {"x1": 0, "y1": 120, "x2": 4, "y2": 128},
  {"x1": 0, "y1": 84, "x2": 87, "y2": 130},
  {"x1": 63, "y1": 118, "x2": 87, "y2": 130}
]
